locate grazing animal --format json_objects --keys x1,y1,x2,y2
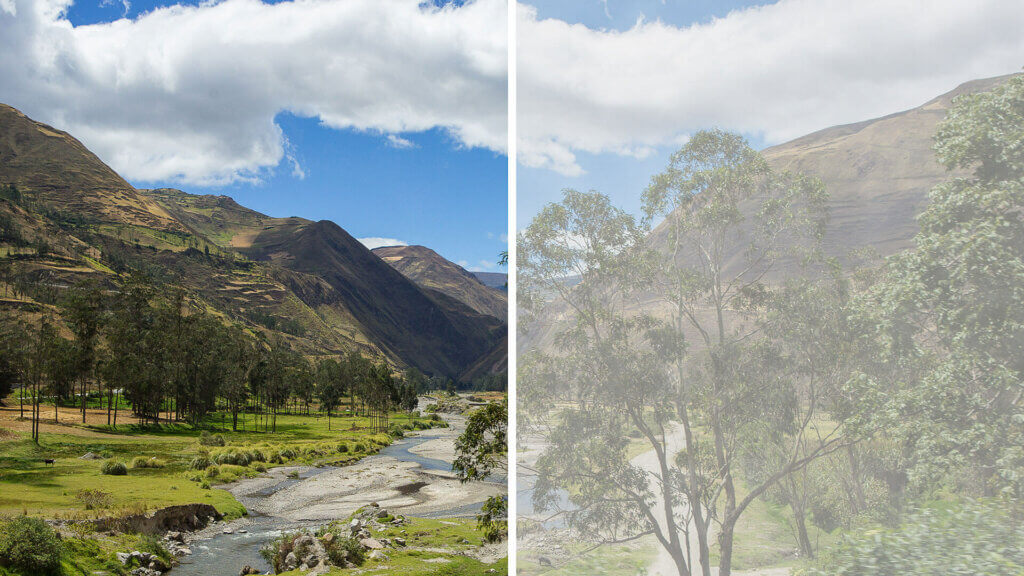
[
  {"x1": 538, "y1": 556, "x2": 553, "y2": 568},
  {"x1": 43, "y1": 459, "x2": 55, "y2": 466}
]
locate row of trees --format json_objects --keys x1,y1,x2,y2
[
  {"x1": 0, "y1": 273, "x2": 420, "y2": 441},
  {"x1": 520, "y1": 75, "x2": 1024, "y2": 575}
]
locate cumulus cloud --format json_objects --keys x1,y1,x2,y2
[
  {"x1": 518, "y1": 0, "x2": 1024, "y2": 175},
  {"x1": 359, "y1": 237, "x2": 409, "y2": 250},
  {"x1": 0, "y1": 0, "x2": 507, "y2": 185}
]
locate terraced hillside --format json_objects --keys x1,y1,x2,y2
[{"x1": 0, "y1": 104, "x2": 503, "y2": 380}]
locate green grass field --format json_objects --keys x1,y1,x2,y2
[{"x1": 0, "y1": 406, "x2": 443, "y2": 521}]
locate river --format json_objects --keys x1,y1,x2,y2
[{"x1": 172, "y1": 411, "x2": 503, "y2": 575}]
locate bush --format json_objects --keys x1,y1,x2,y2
[
  {"x1": 205, "y1": 466, "x2": 220, "y2": 479},
  {"x1": 0, "y1": 516, "x2": 63, "y2": 575},
  {"x1": 199, "y1": 431, "x2": 226, "y2": 447},
  {"x1": 75, "y1": 489, "x2": 112, "y2": 510},
  {"x1": 268, "y1": 451, "x2": 283, "y2": 464},
  {"x1": 100, "y1": 460, "x2": 128, "y2": 475},
  {"x1": 803, "y1": 501, "x2": 1024, "y2": 576},
  {"x1": 324, "y1": 534, "x2": 365, "y2": 567},
  {"x1": 130, "y1": 456, "x2": 165, "y2": 469},
  {"x1": 353, "y1": 443, "x2": 366, "y2": 452},
  {"x1": 337, "y1": 443, "x2": 349, "y2": 453},
  {"x1": 389, "y1": 426, "x2": 405, "y2": 439}
]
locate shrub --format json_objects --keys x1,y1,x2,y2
[
  {"x1": 100, "y1": 460, "x2": 128, "y2": 475},
  {"x1": 268, "y1": 451, "x2": 283, "y2": 464},
  {"x1": 324, "y1": 534, "x2": 365, "y2": 567},
  {"x1": 803, "y1": 501, "x2": 1024, "y2": 576},
  {"x1": 75, "y1": 489, "x2": 112, "y2": 510},
  {"x1": 254, "y1": 463, "x2": 267, "y2": 472},
  {"x1": 280, "y1": 448, "x2": 297, "y2": 460},
  {"x1": 337, "y1": 443, "x2": 349, "y2": 453},
  {"x1": 130, "y1": 456, "x2": 165, "y2": 469},
  {"x1": 199, "y1": 431, "x2": 226, "y2": 447},
  {"x1": 136, "y1": 534, "x2": 171, "y2": 564},
  {"x1": 0, "y1": 516, "x2": 63, "y2": 575},
  {"x1": 389, "y1": 426, "x2": 405, "y2": 439},
  {"x1": 205, "y1": 466, "x2": 220, "y2": 479},
  {"x1": 353, "y1": 443, "x2": 366, "y2": 452}
]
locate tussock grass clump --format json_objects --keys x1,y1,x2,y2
[
  {"x1": 100, "y1": 460, "x2": 127, "y2": 476},
  {"x1": 336, "y1": 443, "x2": 349, "y2": 453},
  {"x1": 199, "y1": 431, "x2": 226, "y2": 447},
  {"x1": 130, "y1": 456, "x2": 165, "y2": 469},
  {"x1": 189, "y1": 455, "x2": 212, "y2": 470}
]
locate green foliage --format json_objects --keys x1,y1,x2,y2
[
  {"x1": 99, "y1": 460, "x2": 127, "y2": 475},
  {"x1": 802, "y1": 501, "x2": 1024, "y2": 576},
  {"x1": 850, "y1": 74, "x2": 1024, "y2": 499},
  {"x1": 453, "y1": 400, "x2": 507, "y2": 482},
  {"x1": 478, "y1": 495, "x2": 508, "y2": 543},
  {"x1": 0, "y1": 516, "x2": 63, "y2": 575}
]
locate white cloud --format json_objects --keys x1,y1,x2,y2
[
  {"x1": 519, "y1": 0, "x2": 1024, "y2": 175},
  {"x1": 359, "y1": 237, "x2": 409, "y2": 250},
  {"x1": 386, "y1": 134, "x2": 417, "y2": 149},
  {"x1": 0, "y1": 0, "x2": 507, "y2": 186}
]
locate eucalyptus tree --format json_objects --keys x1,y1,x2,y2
[
  {"x1": 103, "y1": 274, "x2": 164, "y2": 424},
  {"x1": 639, "y1": 130, "x2": 851, "y2": 575},
  {"x1": 62, "y1": 279, "x2": 105, "y2": 422},
  {"x1": 316, "y1": 358, "x2": 344, "y2": 429}
]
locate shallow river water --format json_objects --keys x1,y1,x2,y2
[{"x1": 172, "y1": 432, "x2": 479, "y2": 576}]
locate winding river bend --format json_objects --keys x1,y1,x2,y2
[{"x1": 173, "y1": 412, "x2": 503, "y2": 575}]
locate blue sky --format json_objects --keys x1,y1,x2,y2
[
  {"x1": 516, "y1": 0, "x2": 1024, "y2": 230},
  {"x1": 21, "y1": 0, "x2": 509, "y2": 272}
]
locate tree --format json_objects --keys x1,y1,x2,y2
[
  {"x1": 454, "y1": 400, "x2": 508, "y2": 542},
  {"x1": 316, "y1": 358, "x2": 344, "y2": 430},
  {"x1": 521, "y1": 132, "x2": 851, "y2": 576},
  {"x1": 850, "y1": 74, "x2": 1024, "y2": 499},
  {"x1": 63, "y1": 279, "x2": 105, "y2": 423}
]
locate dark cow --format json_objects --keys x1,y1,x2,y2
[{"x1": 43, "y1": 459, "x2": 55, "y2": 466}]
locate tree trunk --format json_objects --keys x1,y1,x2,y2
[{"x1": 793, "y1": 505, "x2": 814, "y2": 559}]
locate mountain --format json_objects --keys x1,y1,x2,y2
[
  {"x1": 528, "y1": 74, "x2": 1017, "y2": 351},
  {"x1": 0, "y1": 105, "x2": 502, "y2": 380},
  {"x1": 0, "y1": 104, "x2": 183, "y2": 232},
  {"x1": 472, "y1": 272, "x2": 508, "y2": 291},
  {"x1": 372, "y1": 245, "x2": 507, "y2": 320},
  {"x1": 758, "y1": 74, "x2": 1014, "y2": 261}
]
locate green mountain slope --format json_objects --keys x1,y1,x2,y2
[{"x1": 0, "y1": 104, "x2": 501, "y2": 380}]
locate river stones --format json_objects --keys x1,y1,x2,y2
[
  {"x1": 284, "y1": 552, "x2": 299, "y2": 571},
  {"x1": 238, "y1": 566, "x2": 261, "y2": 576}
]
